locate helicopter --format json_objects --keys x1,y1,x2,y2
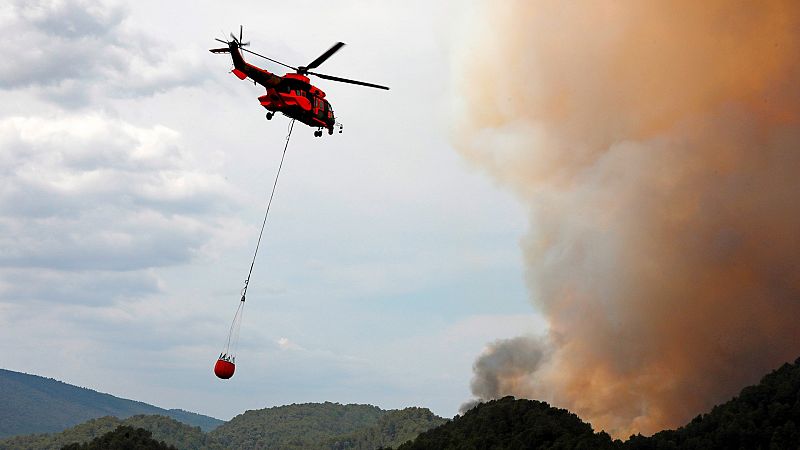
[{"x1": 210, "y1": 27, "x2": 389, "y2": 137}]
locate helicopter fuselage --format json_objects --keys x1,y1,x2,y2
[
  {"x1": 226, "y1": 42, "x2": 337, "y2": 135},
  {"x1": 256, "y1": 74, "x2": 336, "y2": 132}
]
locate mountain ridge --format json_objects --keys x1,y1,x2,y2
[{"x1": 0, "y1": 368, "x2": 222, "y2": 439}]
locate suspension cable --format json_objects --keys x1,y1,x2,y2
[
  {"x1": 222, "y1": 300, "x2": 244, "y2": 359},
  {"x1": 240, "y1": 119, "x2": 296, "y2": 302}
]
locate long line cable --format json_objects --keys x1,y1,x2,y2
[
  {"x1": 240, "y1": 118, "x2": 296, "y2": 303},
  {"x1": 222, "y1": 300, "x2": 244, "y2": 359},
  {"x1": 220, "y1": 119, "x2": 295, "y2": 360}
]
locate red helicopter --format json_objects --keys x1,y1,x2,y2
[{"x1": 210, "y1": 27, "x2": 389, "y2": 137}]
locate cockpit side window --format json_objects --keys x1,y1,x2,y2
[
  {"x1": 325, "y1": 100, "x2": 334, "y2": 120},
  {"x1": 314, "y1": 97, "x2": 326, "y2": 119}
]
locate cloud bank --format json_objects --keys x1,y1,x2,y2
[
  {"x1": 0, "y1": 0, "x2": 205, "y2": 107},
  {"x1": 0, "y1": 113, "x2": 238, "y2": 304}
]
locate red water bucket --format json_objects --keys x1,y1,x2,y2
[{"x1": 214, "y1": 359, "x2": 235, "y2": 379}]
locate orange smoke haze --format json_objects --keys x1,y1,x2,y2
[{"x1": 453, "y1": 1, "x2": 800, "y2": 437}]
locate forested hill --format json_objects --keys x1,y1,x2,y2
[
  {"x1": 209, "y1": 402, "x2": 384, "y2": 448},
  {"x1": 398, "y1": 397, "x2": 616, "y2": 449},
  {"x1": 326, "y1": 407, "x2": 446, "y2": 449},
  {"x1": 401, "y1": 356, "x2": 800, "y2": 449},
  {"x1": 210, "y1": 402, "x2": 447, "y2": 449},
  {"x1": 625, "y1": 356, "x2": 800, "y2": 449},
  {"x1": 0, "y1": 415, "x2": 221, "y2": 450},
  {"x1": 0, "y1": 403, "x2": 445, "y2": 450},
  {"x1": 0, "y1": 368, "x2": 222, "y2": 439}
]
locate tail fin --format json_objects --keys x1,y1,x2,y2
[{"x1": 212, "y1": 40, "x2": 281, "y2": 88}]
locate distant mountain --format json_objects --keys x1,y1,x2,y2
[
  {"x1": 400, "y1": 357, "x2": 800, "y2": 449},
  {"x1": 209, "y1": 402, "x2": 446, "y2": 450},
  {"x1": 0, "y1": 369, "x2": 222, "y2": 439}
]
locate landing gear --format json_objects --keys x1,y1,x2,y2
[
  {"x1": 314, "y1": 129, "x2": 322, "y2": 137},
  {"x1": 328, "y1": 128, "x2": 334, "y2": 135},
  {"x1": 266, "y1": 112, "x2": 274, "y2": 120}
]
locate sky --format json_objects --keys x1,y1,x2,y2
[{"x1": 0, "y1": 0, "x2": 546, "y2": 420}]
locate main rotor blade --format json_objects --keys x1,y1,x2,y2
[
  {"x1": 307, "y1": 71, "x2": 389, "y2": 90},
  {"x1": 214, "y1": 38, "x2": 297, "y2": 70},
  {"x1": 306, "y1": 42, "x2": 345, "y2": 70}
]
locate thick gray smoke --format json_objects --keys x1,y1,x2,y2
[
  {"x1": 461, "y1": 336, "x2": 547, "y2": 414},
  {"x1": 453, "y1": 0, "x2": 800, "y2": 437}
]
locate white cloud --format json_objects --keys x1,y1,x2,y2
[
  {"x1": 0, "y1": 0, "x2": 207, "y2": 107},
  {"x1": 0, "y1": 268, "x2": 160, "y2": 304},
  {"x1": 276, "y1": 336, "x2": 302, "y2": 351},
  {"x1": 0, "y1": 113, "x2": 240, "y2": 302}
]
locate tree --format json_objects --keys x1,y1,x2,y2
[{"x1": 61, "y1": 425, "x2": 177, "y2": 450}]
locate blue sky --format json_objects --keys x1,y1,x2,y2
[{"x1": 0, "y1": 0, "x2": 545, "y2": 420}]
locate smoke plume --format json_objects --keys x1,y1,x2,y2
[
  {"x1": 453, "y1": 1, "x2": 800, "y2": 437},
  {"x1": 467, "y1": 336, "x2": 548, "y2": 406}
]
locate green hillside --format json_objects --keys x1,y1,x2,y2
[
  {"x1": 0, "y1": 369, "x2": 222, "y2": 439},
  {"x1": 61, "y1": 425, "x2": 176, "y2": 450},
  {"x1": 326, "y1": 407, "x2": 447, "y2": 449},
  {"x1": 209, "y1": 402, "x2": 441, "y2": 450}
]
